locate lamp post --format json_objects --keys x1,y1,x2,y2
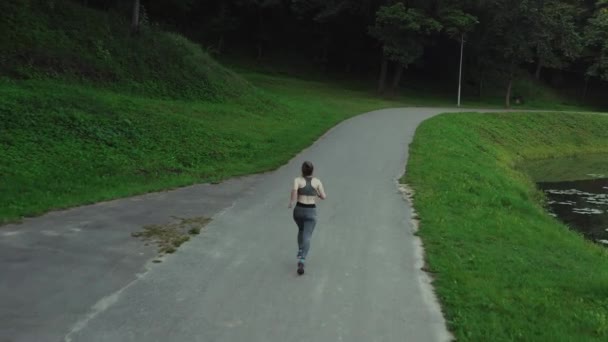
[{"x1": 458, "y1": 34, "x2": 464, "y2": 107}]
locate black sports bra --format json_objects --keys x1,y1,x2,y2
[{"x1": 297, "y1": 177, "x2": 317, "y2": 196}]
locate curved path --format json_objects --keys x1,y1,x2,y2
[{"x1": 2, "y1": 108, "x2": 467, "y2": 342}]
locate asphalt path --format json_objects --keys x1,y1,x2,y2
[{"x1": 2, "y1": 108, "x2": 466, "y2": 342}]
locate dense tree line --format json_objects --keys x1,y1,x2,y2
[{"x1": 82, "y1": 0, "x2": 608, "y2": 106}]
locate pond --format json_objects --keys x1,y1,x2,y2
[{"x1": 520, "y1": 154, "x2": 608, "y2": 246}]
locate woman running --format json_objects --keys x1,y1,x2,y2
[{"x1": 288, "y1": 161, "x2": 327, "y2": 275}]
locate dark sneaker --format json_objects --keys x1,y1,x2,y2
[{"x1": 297, "y1": 260, "x2": 305, "y2": 275}]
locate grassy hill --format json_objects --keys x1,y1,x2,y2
[
  {"x1": 404, "y1": 112, "x2": 608, "y2": 341},
  {"x1": 0, "y1": 0, "x2": 250, "y2": 100},
  {"x1": 0, "y1": 1, "x2": 411, "y2": 223}
]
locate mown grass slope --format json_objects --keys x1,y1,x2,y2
[{"x1": 405, "y1": 112, "x2": 608, "y2": 341}]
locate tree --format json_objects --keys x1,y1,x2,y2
[
  {"x1": 291, "y1": 0, "x2": 379, "y2": 71},
  {"x1": 131, "y1": 0, "x2": 140, "y2": 33},
  {"x1": 236, "y1": 0, "x2": 282, "y2": 60},
  {"x1": 208, "y1": 2, "x2": 239, "y2": 54},
  {"x1": 369, "y1": 2, "x2": 442, "y2": 93},
  {"x1": 291, "y1": 0, "x2": 350, "y2": 68},
  {"x1": 530, "y1": 0, "x2": 583, "y2": 80},
  {"x1": 585, "y1": 1, "x2": 608, "y2": 81},
  {"x1": 85, "y1": 0, "x2": 608, "y2": 106},
  {"x1": 144, "y1": 0, "x2": 195, "y2": 27},
  {"x1": 486, "y1": 0, "x2": 537, "y2": 107}
]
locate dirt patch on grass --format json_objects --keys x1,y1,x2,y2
[{"x1": 132, "y1": 216, "x2": 211, "y2": 256}]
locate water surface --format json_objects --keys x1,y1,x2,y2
[
  {"x1": 537, "y1": 178, "x2": 608, "y2": 243},
  {"x1": 520, "y1": 154, "x2": 608, "y2": 245}
]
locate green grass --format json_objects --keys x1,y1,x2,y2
[
  {"x1": 0, "y1": 0, "x2": 250, "y2": 100},
  {"x1": 227, "y1": 54, "x2": 602, "y2": 112},
  {"x1": 0, "y1": 75, "x2": 407, "y2": 223},
  {"x1": 403, "y1": 112, "x2": 608, "y2": 341},
  {"x1": 0, "y1": 1, "x2": 418, "y2": 225},
  {"x1": 519, "y1": 153, "x2": 608, "y2": 182},
  {"x1": 2, "y1": 70, "x2": 602, "y2": 224},
  {"x1": 1, "y1": 0, "x2": 601, "y2": 226}
]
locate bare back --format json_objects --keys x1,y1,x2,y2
[{"x1": 293, "y1": 176, "x2": 326, "y2": 204}]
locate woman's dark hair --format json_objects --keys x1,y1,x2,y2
[{"x1": 301, "y1": 161, "x2": 314, "y2": 177}]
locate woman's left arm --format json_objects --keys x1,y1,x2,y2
[{"x1": 288, "y1": 178, "x2": 298, "y2": 208}]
